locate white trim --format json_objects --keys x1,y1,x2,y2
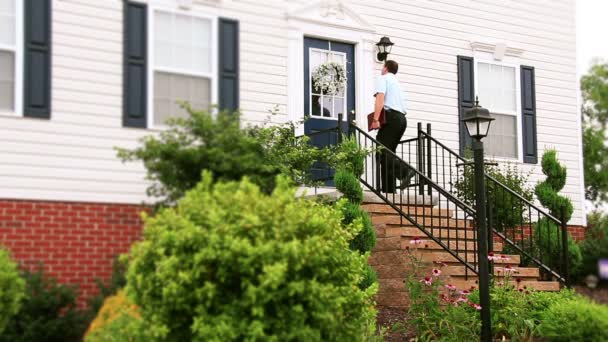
[
  {"x1": 146, "y1": 4, "x2": 218, "y2": 130},
  {"x1": 473, "y1": 56, "x2": 523, "y2": 162},
  {"x1": 470, "y1": 41, "x2": 525, "y2": 60},
  {"x1": 287, "y1": 3, "x2": 376, "y2": 135}
]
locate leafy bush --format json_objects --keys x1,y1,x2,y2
[
  {"x1": 117, "y1": 107, "x2": 326, "y2": 207},
  {"x1": 84, "y1": 290, "x2": 148, "y2": 342},
  {"x1": 0, "y1": 248, "x2": 25, "y2": 334},
  {"x1": 335, "y1": 169, "x2": 363, "y2": 204},
  {"x1": 125, "y1": 173, "x2": 377, "y2": 341},
  {"x1": 539, "y1": 297, "x2": 608, "y2": 342},
  {"x1": 573, "y1": 212, "x2": 608, "y2": 280},
  {"x1": 534, "y1": 150, "x2": 582, "y2": 276},
  {"x1": 87, "y1": 256, "x2": 128, "y2": 316},
  {"x1": 453, "y1": 155, "x2": 533, "y2": 232},
  {"x1": 0, "y1": 267, "x2": 89, "y2": 342}
]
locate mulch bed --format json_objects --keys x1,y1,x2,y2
[
  {"x1": 574, "y1": 284, "x2": 608, "y2": 305},
  {"x1": 376, "y1": 307, "x2": 415, "y2": 341}
]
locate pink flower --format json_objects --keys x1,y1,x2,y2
[
  {"x1": 472, "y1": 303, "x2": 482, "y2": 311},
  {"x1": 488, "y1": 252, "x2": 497, "y2": 261},
  {"x1": 445, "y1": 284, "x2": 457, "y2": 291},
  {"x1": 459, "y1": 290, "x2": 471, "y2": 296},
  {"x1": 456, "y1": 297, "x2": 468, "y2": 303},
  {"x1": 421, "y1": 276, "x2": 433, "y2": 286},
  {"x1": 504, "y1": 265, "x2": 519, "y2": 274},
  {"x1": 432, "y1": 268, "x2": 442, "y2": 277},
  {"x1": 500, "y1": 255, "x2": 510, "y2": 261},
  {"x1": 410, "y1": 237, "x2": 425, "y2": 245}
]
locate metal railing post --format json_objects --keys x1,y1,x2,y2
[
  {"x1": 417, "y1": 122, "x2": 424, "y2": 194},
  {"x1": 426, "y1": 123, "x2": 432, "y2": 196},
  {"x1": 337, "y1": 113, "x2": 343, "y2": 144},
  {"x1": 561, "y1": 207, "x2": 570, "y2": 288}
]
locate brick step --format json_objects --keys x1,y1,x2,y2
[
  {"x1": 369, "y1": 250, "x2": 521, "y2": 267},
  {"x1": 373, "y1": 236, "x2": 504, "y2": 253},
  {"x1": 378, "y1": 226, "x2": 478, "y2": 240},
  {"x1": 362, "y1": 192, "x2": 437, "y2": 206},
  {"x1": 443, "y1": 265, "x2": 540, "y2": 279},
  {"x1": 378, "y1": 278, "x2": 560, "y2": 293},
  {"x1": 375, "y1": 291, "x2": 410, "y2": 308},
  {"x1": 371, "y1": 215, "x2": 474, "y2": 229},
  {"x1": 362, "y1": 204, "x2": 454, "y2": 217}
]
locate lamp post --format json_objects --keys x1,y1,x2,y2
[
  {"x1": 375, "y1": 36, "x2": 394, "y2": 62},
  {"x1": 462, "y1": 98, "x2": 495, "y2": 342}
]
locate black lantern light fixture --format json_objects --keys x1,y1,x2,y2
[
  {"x1": 462, "y1": 97, "x2": 495, "y2": 140},
  {"x1": 376, "y1": 36, "x2": 394, "y2": 62}
]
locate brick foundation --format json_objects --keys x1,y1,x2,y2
[
  {"x1": 0, "y1": 199, "x2": 148, "y2": 307},
  {"x1": 494, "y1": 225, "x2": 586, "y2": 243}
]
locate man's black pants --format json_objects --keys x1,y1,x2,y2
[{"x1": 376, "y1": 109, "x2": 407, "y2": 193}]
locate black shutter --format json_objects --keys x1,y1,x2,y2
[
  {"x1": 123, "y1": 1, "x2": 147, "y2": 128},
  {"x1": 24, "y1": 0, "x2": 51, "y2": 119},
  {"x1": 457, "y1": 56, "x2": 475, "y2": 156},
  {"x1": 219, "y1": 18, "x2": 239, "y2": 112},
  {"x1": 521, "y1": 66, "x2": 538, "y2": 164}
]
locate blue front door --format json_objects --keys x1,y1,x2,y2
[
  {"x1": 304, "y1": 38, "x2": 355, "y2": 183},
  {"x1": 304, "y1": 37, "x2": 355, "y2": 135}
]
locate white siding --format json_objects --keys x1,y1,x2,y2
[{"x1": 0, "y1": 0, "x2": 585, "y2": 224}]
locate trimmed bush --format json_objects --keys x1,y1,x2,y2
[
  {"x1": 539, "y1": 297, "x2": 608, "y2": 342},
  {"x1": 125, "y1": 173, "x2": 377, "y2": 341},
  {"x1": 0, "y1": 248, "x2": 25, "y2": 335},
  {"x1": 0, "y1": 267, "x2": 88, "y2": 342},
  {"x1": 534, "y1": 150, "x2": 582, "y2": 275},
  {"x1": 334, "y1": 169, "x2": 363, "y2": 204}
]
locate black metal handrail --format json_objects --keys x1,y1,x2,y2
[{"x1": 399, "y1": 123, "x2": 569, "y2": 285}]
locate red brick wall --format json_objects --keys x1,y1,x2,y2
[
  {"x1": 0, "y1": 199, "x2": 148, "y2": 307},
  {"x1": 494, "y1": 225, "x2": 586, "y2": 243}
]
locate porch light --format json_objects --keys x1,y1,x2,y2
[
  {"x1": 462, "y1": 97, "x2": 494, "y2": 141},
  {"x1": 376, "y1": 36, "x2": 394, "y2": 62}
]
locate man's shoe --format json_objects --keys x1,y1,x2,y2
[{"x1": 399, "y1": 169, "x2": 416, "y2": 190}]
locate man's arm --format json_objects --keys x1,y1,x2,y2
[{"x1": 374, "y1": 93, "x2": 385, "y2": 121}]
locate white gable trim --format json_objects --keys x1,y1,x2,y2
[{"x1": 287, "y1": 1, "x2": 377, "y2": 135}]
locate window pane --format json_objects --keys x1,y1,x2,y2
[
  {"x1": 154, "y1": 71, "x2": 210, "y2": 126},
  {"x1": 154, "y1": 11, "x2": 211, "y2": 74},
  {"x1": 0, "y1": 51, "x2": 14, "y2": 111},
  {"x1": 477, "y1": 62, "x2": 516, "y2": 113},
  {"x1": 0, "y1": 0, "x2": 15, "y2": 46},
  {"x1": 484, "y1": 113, "x2": 517, "y2": 159}
]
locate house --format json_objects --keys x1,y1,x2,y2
[{"x1": 0, "y1": 0, "x2": 584, "y2": 305}]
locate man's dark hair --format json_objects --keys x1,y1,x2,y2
[{"x1": 385, "y1": 60, "x2": 398, "y2": 74}]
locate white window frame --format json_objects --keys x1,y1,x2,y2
[
  {"x1": 308, "y1": 46, "x2": 347, "y2": 121},
  {"x1": 0, "y1": 0, "x2": 23, "y2": 117},
  {"x1": 146, "y1": 4, "x2": 218, "y2": 130},
  {"x1": 474, "y1": 58, "x2": 523, "y2": 162}
]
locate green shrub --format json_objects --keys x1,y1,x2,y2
[
  {"x1": 334, "y1": 169, "x2": 363, "y2": 204},
  {"x1": 539, "y1": 297, "x2": 608, "y2": 342},
  {"x1": 573, "y1": 212, "x2": 608, "y2": 280},
  {"x1": 328, "y1": 136, "x2": 366, "y2": 177},
  {"x1": 534, "y1": 150, "x2": 582, "y2": 275},
  {"x1": 125, "y1": 173, "x2": 377, "y2": 341},
  {"x1": 453, "y1": 156, "x2": 533, "y2": 232},
  {"x1": 87, "y1": 256, "x2": 128, "y2": 317},
  {"x1": 0, "y1": 267, "x2": 89, "y2": 342},
  {"x1": 349, "y1": 212, "x2": 376, "y2": 255},
  {"x1": 0, "y1": 248, "x2": 25, "y2": 335},
  {"x1": 117, "y1": 107, "x2": 326, "y2": 207}
]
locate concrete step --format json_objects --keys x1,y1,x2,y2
[
  {"x1": 362, "y1": 191, "x2": 437, "y2": 206},
  {"x1": 362, "y1": 204, "x2": 454, "y2": 217}
]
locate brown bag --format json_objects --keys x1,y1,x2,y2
[{"x1": 367, "y1": 108, "x2": 386, "y2": 131}]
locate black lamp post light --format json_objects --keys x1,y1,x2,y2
[
  {"x1": 376, "y1": 36, "x2": 394, "y2": 62},
  {"x1": 462, "y1": 97, "x2": 494, "y2": 342}
]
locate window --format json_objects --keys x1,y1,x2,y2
[
  {"x1": 476, "y1": 62, "x2": 519, "y2": 159},
  {"x1": 0, "y1": 0, "x2": 18, "y2": 113},
  {"x1": 308, "y1": 47, "x2": 347, "y2": 119},
  {"x1": 151, "y1": 9, "x2": 215, "y2": 127}
]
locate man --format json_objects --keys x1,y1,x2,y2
[{"x1": 371, "y1": 60, "x2": 414, "y2": 193}]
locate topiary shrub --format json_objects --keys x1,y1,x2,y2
[
  {"x1": 335, "y1": 169, "x2": 364, "y2": 204},
  {"x1": 0, "y1": 267, "x2": 89, "y2": 342},
  {"x1": 125, "y1": 172, "x2": 377, "y2": 341},
  {"x1": 0, "y1": 248, "x2": 25, "y2": 335},
  {"x1": 534, "y1": 150, "x2": 582, "y2": 276},
  {"x1": 539, "y1": 297, "x2": 608, "y2": 342}
]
